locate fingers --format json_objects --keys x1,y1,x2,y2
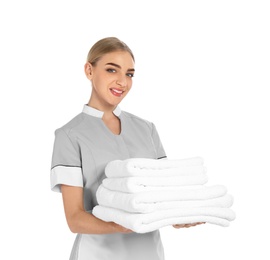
[
  {"x1": 173, "y1": 222, "x2": 206, "y2": 229},
  {"x1": 114, "y1": 223, "x2": 133, "y2": 233}
]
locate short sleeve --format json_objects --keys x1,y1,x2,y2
[
  {"x1": 50, "y1": 128, "x2": 83, "y2": 192},
  {"x1": 151, "y1": 123, "x2": 167, "y2": 159}
]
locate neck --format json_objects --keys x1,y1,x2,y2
[{"x1": 87, "y1": 99, "x2": 117, "y2": 118}]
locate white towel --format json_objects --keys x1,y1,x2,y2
[
  {"x1": 92, "y1": 205, "x2": 236, "y2": 233},
  {"x1": 102, "y1": 173, "x2": 208, "y2": 193},
  {"x1": 105, "y1": 157, "x2": 205, "y2": 178},
  {"x1": 131, "y1": 194, "x2": 234, "y2": 212},
  {"x1": 96, "y1": 184, "x2": 228, "y2": 213}
]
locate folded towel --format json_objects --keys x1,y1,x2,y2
[
  {"x1": 96, "y1": 184, "x2": 228, "y2": 213},
  {"x1": 102, "y1": 173, "x2": 208, "y2": 193},
  {"x1": 105, "y1": 157, "x2": 205, "y2": 178},
  {"x1": 132, "y1": 194, "x2": 234, "y2": 211},
  {"x1": 92, "y1": 205, "x2": 236, "y2": 233}
]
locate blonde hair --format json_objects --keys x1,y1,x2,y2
[{"x1": 86, "y1": 37, "x2": 135, "y2": 66}]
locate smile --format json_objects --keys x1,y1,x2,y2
[{"x1": 110, "y1": 88, "x2": 124, "y2": 97}]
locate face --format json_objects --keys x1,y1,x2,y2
[{"x1": 85, "y1": 51, "x2": 135, "y2": 110}]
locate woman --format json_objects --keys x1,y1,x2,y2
[{"x1": 50, "y1": 37, "x2": 202, "y2": 260}]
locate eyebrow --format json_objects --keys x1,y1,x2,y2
[{"x1": 105, "y1": 62, "x2": 135, "y2": 72}]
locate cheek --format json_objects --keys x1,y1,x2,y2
[
  {"x1": 127, "y1": 79, "x2": 133, "y2": 89},
  {"x1": 103, "y1": 74, "x2": 118, "y2": 85},
  {"x1": 92, "y1": 75, "x2": 109, "y2": 90}
]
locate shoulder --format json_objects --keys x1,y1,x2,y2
[
  {"x1": 121, "y1": 110, "x2": 152, "y2": 123},
  {"x1": 54, "y1": 112, "x2": 86, "y2": 137},
  {"x1": 121, "y1": 110, "x2": 154, "y2": 130}
]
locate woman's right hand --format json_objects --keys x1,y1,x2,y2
[{"x1": 111, "y1": 222, "x2": 133, "y2": 233}]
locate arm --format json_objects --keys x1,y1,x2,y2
[{"x1": 61, "y1": 185, "x2": 132, "y2": 234}]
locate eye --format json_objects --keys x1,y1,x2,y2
[
  {"x1": 126, "y1": 73, "x2": 134, "y2": 78},
  {"x1": 106, "y1": 68, "x2": 116, "y2": 73}
]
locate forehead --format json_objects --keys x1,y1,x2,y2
[{"x1": 98, "y1": 51, "x2": 135, "y2": 68}]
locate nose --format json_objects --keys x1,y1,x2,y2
[{"x1": 116, "y1": 74, "x2": 127, "y2": 87}]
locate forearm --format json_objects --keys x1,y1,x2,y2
[
  {"x1": 66, "y1": 209, "x2": 126, "y2": 234},
  {"x1": 61, "y1": 185, "x2": 131, "y2": 234}
]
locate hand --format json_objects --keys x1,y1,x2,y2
[
  {"x1": 173, "y1": 222, "x2": 205, "y2": 229},
  {"x1": 112, "y1": 222, "x2": 133, "y2": 233}
]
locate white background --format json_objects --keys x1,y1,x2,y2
[{"x1": 1, "y1": 0, "x2": 269, "y2": 259}]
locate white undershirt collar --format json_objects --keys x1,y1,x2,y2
[{"x1": 82, "y1": 104, "x2": 121, "y2": 118}]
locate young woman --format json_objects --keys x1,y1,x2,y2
[{"x1": 50, "y1": 37, "x2": 202, "y2": 260}]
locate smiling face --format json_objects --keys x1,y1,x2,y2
[{"x1": 85, "y1": 51, "x2": 135, "y2": 111}]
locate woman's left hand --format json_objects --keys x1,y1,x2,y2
[{"x1": 173, "y1": 222, "x2": 205, "y2": 228}]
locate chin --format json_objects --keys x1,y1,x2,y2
[{"x1": 109, "y1": 97, "x2": 124, "y2": 106}]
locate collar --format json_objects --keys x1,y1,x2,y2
[{"x1": 82, "y1": 105, "x2": 121, "y2": 118}]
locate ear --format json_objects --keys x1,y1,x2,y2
[{"x1": 84, "y1": 62, "x2": 93, "y2": 80}]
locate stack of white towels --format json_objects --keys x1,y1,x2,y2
[{"x1": 92, "y1": 157, "x2": 236, "y2": 233}]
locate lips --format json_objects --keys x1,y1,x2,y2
[{"x1": 110, "y1": 88, "x2": 124, "y2": 97}]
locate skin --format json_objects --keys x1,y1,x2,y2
[
  {"x1": 85, "y1": 51, "x2": 135, "y2": 134},
  {"x1": 61, "y1": 50, "x2": 204, "y2": 234}
]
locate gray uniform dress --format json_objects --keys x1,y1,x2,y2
[{"x1": 50, "y1": 105, "x2": 167, "y2": 260}]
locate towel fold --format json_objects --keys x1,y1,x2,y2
[
  {"x1": 92, "y1": 205, "x2": 236, "y2": 233},
  {"x1": 105, "y1": 157, "x2": 205, "y2": 178},
  {"x1": 102, "y1": 173, "x2": 208, "y2": 193},
  {"x1": 96, "y1": 184, "x2": 228, "y2": 213},
  {"x1": 132, "y1": 194, "x2": 234, "y2": 212},
  {"x1": 94, "y1": 157, "x2": 235, "y2": 232}
]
